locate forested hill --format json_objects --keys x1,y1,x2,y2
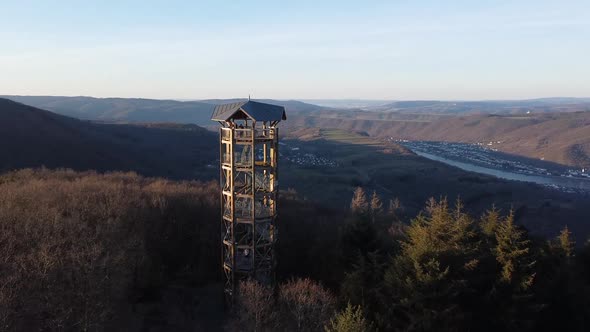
[
  {"x1": 1, "y1": 95, "x2": 216, "y2": 125},
  {"x1": 1, "y1": 95, "x2": 328, "y2": 126},
  {"x1": 0, "y1": 98, "x2": 217, "y2": 179},
  {"x1": 375, "y1": 98, "x2": 590, "y2": 114},
  {"x1": 2, "y1": 169, "x2": 590, "y2": 331}
]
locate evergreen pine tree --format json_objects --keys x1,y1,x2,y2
[
  {"x1": 342, "y1": 188, "x2": 379, "y2": 265},
  {"x1": 341, "y1": 251, "x2": 385, "y2": 316},
  {"x1": 325, "y1": 303, "x2": 374, "y2": 332},
  {"x1": 557, "y1": 226, "x2": 575, "y2": 258},
  {"x1": 386, "y1": 198, "x2": 405, "y2": 239},
  {"x1": 531, "y1": 226, "x2": 583, "y2": 332},
  {"x1": 480, "y1": 205, "x2": 501, "y2": 237},
  {"x1": 370, "y1": 191, "x2": 383, "y2": 224},
  {"x1": 387, "y1": 198, "x2": 403, "y2": 220},
  {"x1": 493, "y1": 211, "x2": 535, "y2": 290},
  {"x1": 401, "y1": 198, "x2": 478, "y2": 274},
  {"x1": 381, "y1": 197, "x2": 480, "y2": 331},
  {"x1": 351, "y1": 187, "x2": 369, "y2": 216}
]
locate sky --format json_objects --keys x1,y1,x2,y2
[{"x1": 1, "y1": 0, "x2": 589, "y2": 100}]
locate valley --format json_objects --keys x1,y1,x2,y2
[
  {"x1": 280, "y1": 129, "x2": 590, "y2": 242},
  {"x1": 5, "y1": 95, "x2": 589, "y2": 168},
  {"x1": 285, "y1": 110, "x2": 590, "y2": 168},
  {"x1": 2, "y1": 97, "x2": 589, "y2": 242},
  {"x1": 400, "y1": 141, "x2": 590, "y2": 193}
]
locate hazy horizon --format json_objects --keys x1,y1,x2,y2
[
  {"x1": 3, "y1": 94, "x2": 590, "y2": 103},
  {"x1": 2, "y1": 1, "x2": 589, "y2": 100}
]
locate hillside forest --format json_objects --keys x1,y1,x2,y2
[
  {"x1": 1, "y1": 169, "x2": 590, "y2": 331},
  {"x1": 1, "y1": 97, "x2": 590, "y2": 331}
]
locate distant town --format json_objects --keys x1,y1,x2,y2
[
  {"x1": 396, "y1": 140, "x2": 590, "y2": 194},
  {"x1": 279, "y1": 141, "x2": 339, "y2": 168}
]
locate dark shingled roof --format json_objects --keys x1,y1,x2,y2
[{"x1": 211, "y1": 100, "x2": 287, "y2": 122}]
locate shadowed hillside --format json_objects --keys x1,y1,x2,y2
[
  {"x1": 1, "y1": 96, "x2": 327, "y2": 126},
  {"x1": 1, "y1": 96, "x2": 216, "y2": 125},
  {"x1": 0, "y1": 98, "x2": 217, "y2": 179}
]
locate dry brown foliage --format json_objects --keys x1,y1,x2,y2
[
  {"x1": 229, "y1": 280, "x2": 276, "y2": 332},
  {"x1": 278, "y1": 278, "x2": 336, "y2": 332},
  {"x1": 227, "y1": 278, "x2": 335, "y2": 332},
  {"x1": 0, "y1": 168, "x2": 219, "y2": 331}
]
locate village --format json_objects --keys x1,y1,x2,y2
[
  {"x1": 397, "y1": 140, "x2": 590, "y2": 180},
  {"x1": 279, "y1": 142, "x2": 339, "y2": 168}
]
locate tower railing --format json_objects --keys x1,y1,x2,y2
[
  {"x1": 235, "y1": 128, "x2": 252, "y2": 141},
  {"x1": 254, "y1": 128, "x2": 275, "y2": 139},
  {"x1": 221, "y1": 127, "x2": 276, "y2": 143}
]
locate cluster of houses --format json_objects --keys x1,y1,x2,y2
[
  {"x1": 399, "y1": 140, "x2": 574, "y2": 178},
  {"x1": 284, "y1": 151, "x2": 338, "y2": 167},
  {"x1": 280, "y1": 143, "x2": 338, "y2": 167},
  {"x1": 567, "y1": 168, "x2": 590, "y2": 178}
]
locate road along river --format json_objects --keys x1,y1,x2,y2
[{"x1": 412, "y1": 150, "x2": 590, "y2": 192}]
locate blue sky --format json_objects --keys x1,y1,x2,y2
[{"x1": 1, "y1": 0, "x2": 589, "y2": 100}]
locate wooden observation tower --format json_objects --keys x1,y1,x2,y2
[{"x1": 211, "y1": 100, "x2": 286, "y2": 306}]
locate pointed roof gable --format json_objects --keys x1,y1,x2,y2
[{"x1": 211, "y1": 100, "x2": 286, "y2": 122}]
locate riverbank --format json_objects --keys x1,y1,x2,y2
[{"x1": 401, "y1": 141, "x2": 590, "y2": 194}]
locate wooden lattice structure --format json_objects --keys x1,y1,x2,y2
[{"x1": 211, "y1": 100, "x2": 286, "y2": 306}]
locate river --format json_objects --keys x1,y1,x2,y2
[{"x1": 412, "y1": 150, "x2": 590, "y2": 192}]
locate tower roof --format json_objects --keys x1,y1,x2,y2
[{"x1": 211, "y1": 100, "x2": 287, "y2": 122}]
